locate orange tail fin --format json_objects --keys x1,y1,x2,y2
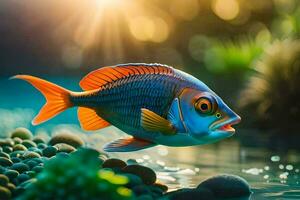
[{"x1": 11, "y1": 75, "x2": 73, "y2": 125}]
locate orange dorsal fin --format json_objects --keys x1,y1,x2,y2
[
  {"x1": 11, "y1": 75, "x2": 72, "y2": 125},
  {"x1": 79, "y1": 63, "x2": 174, "y2": 91},
  {"x1": 78, "y1": 107, "x2": 110, "y2": 131}
]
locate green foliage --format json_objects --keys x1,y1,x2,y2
[
  {"x1": 239, "y1": 39, "x2": 300, "y2": 131},
  {"x1": 203, "y1": 38, "x2": 264, "y2": 74},
  {"x1": 19, "y1": 148, "x2": 134, "y2": 200}
]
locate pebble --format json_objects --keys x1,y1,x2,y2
[
  {"x1": 132, "y1": 184, "x2": 151, "y2": 196},
  {"x1": 10, "y1": 163, "x2": 29, "y2": 174},
  {"x1": 17, "y1": 174, "x2": 31, "y2": 183},
  {"x1": 102, "y1": 158, "x2": 127, "y2": 169},
  {"x1": 37, "y1": 143, "x2": 47, "y2": 150},
  {"x1": 49, "y1": 132, "x2": 84, "y2": 148},
  {"x1": 11, "y1": 157, "x2": 21, "y2": 163},
  {"x1": 10, "y1": 150, "x2": 25, "y2": 158},
  {"x1": 0, "y1": 186, "x2": 11, "y2": 199},
  {"x1": 0, "y1": 174, "x2": 9, "y2": 186},
  {"x1": 0, "y1": 157, "x2": 13, "y2": 167},
  {"x1": 13, "y1": 144, "x2": 27, "y2": 151},
  {"x1": 2, "y1": 146, "x2": 13, "y2": 154},
  {"x1": 23, "y1": 151, "x2": 41, "y2": 159},
  {"x1": 197, "y1": 174, "x2": 251, "y2": 198},
  {"x1": 22, "y1": 140, "x2": 37, "y2": 148},
  {"x1": 153, "y1": 182, "x2": 168, "y2": 192},
  {"x1": 42, "y1": 146, "x2": 58, "y2": 157},
  {"x1": 6, "y1": 182, "x2": 16, "y2": 191},
  {"x1": 123, "y1": 173, "x2": 143, "y2": 188},
  {"x1": 10, "y1": 128, "x2": 32, "y2": 140},
  {"x1": 122, "y1": 165, "x2": 156, "y2": 185},
  {"x1": 0, "y1": 152, "x2": 10, "y2": 159},
  {"x1": 4, "y1": 170, "x2": 19, "y2": 180},
  {"x1": 136, "y1": 194, "x2": 153, "y2": 200},
  {"x1": 12, "y1": 137, "x2": 22, "y2": 145},
  {"x1": 33, "y1": 137, "x2": 46, "y2": 144},
  {"x1": 54, "y1": 143, "x2": 76, "y2": 153},
  {"x1": 0, "y1": 139, "x2": 14, "y2": 147},
  {"x1": 32, "y1": 166, "x2": 44, "y2": 173},
  {"x1": 167, "y1": 188, "x2": 214, "y2": 200}
]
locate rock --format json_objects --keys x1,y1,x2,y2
[
  {"x1": 11, "y1": 128, "x2": 32, "y2": 140},
  {"x1": 197, "y1": 174, "x2": 251, "y2": 198},
  {"x1": 10, "y1": 151, "x2": 25, "y2": 158},
  {"x1": 28, "y1": 147, "x2": 42, "y2": 156},
  {"x1": 122, "y1": 165, "x2": 156, "y2": 185},
  {"x1": 153, "y1": 182, "x2": 168, "y2": 192},
  {"x1": 11, "y1": 157, "x2": 21, "y2": 163},
  {"x1": 4, "y1": 170, "x2": 19, "y2": 181},
  {"x1": 12, "y1": 137, "x2": 22, "y2": 145},
  {"x1": 0, "y1": 186, "x2": 11, "y2": 199},
  {"x1": 127, "y1": 159, "x2": 138, "y2": 165},
  {"x1": 42, "y1": 146, "x2": 58, "y2": 157},
  {"x1": 0, "y1": 152, "x2": 10, "y2": 159},
  {"x1": 10, "y1": 163, "x2": 29, "y2": 174},
  {"x1": 26, "y1": 160, "x2": 39, "y2": 169},
  {"x1": 0, "y1": 174, "x2": 9, "y2": 186},
  {"x1": 102, "y1": 158, "x2": 127, "y2": 169},
  {"x1": 32, "y1": 166, "x2": 44, "y2": 173},
  {"x1": 148, "y1": 185, "x2": 163, "y2": 198},
  {"x1": 6, "y1": 183, "x2": 16, "y2": 191},
  {"x1": 49, "y1": 132, "x2": 84, "y2": 148},
  {"x1": 23, "y1": 151, "x2": 41, "y2": 159},
  {"x1": 54, "y1": 143, "x2": 76, "y2": 153},
  {"x1": 136, "y1": 194, "x2": 153, "y2": 200},
  {"x1": 132, "y1": 184, "x2": 151, "y2": 196},
  {"x1": 123, "y1": 173, "x2": 143, "y2": 188},
  {"x1": 0, "y1": 157, "x2": 13, "y2": 167},
  {"x1": 2, "y1": 146, "x2": 13, "y2": 154},
  {"x1": 33, "y1": 137, "x2": 46, "y2": 144},
  {"x1": 22, "y1": 140, "x2": 37, "y2": 148},
  {"x1": 0, "y1": 139, "x2": 14, "y2": 147},
  {"x1": 17, "y1": 174, "x2": 31, "y2": 183},
  {"x1": 37, "y1": 143, "x2": 47, "y2": 150},
  {"x1": 167, "y1": 188, "x2": 214, "y2": 200},
  {"x1": 13, "y1": 144, "x2": 27, "y2": 151},
  {"x1": 25, "y1": 171, "x2": 36, "y2": 178}
]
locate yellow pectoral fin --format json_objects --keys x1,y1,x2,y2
[{"x1": 141, "y1": 108, "x2": 176, "y2": 136}]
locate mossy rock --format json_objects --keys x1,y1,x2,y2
[
  {"x1": 42, "y1": 146, "x2": 58, "y2": 158},
  {"x1": 10, "y1": 128, "x2": 32, "y2": 140},
  {"x1": 122, "y1": 165, "x2": 156, "y2": 185},
  {"x1": 49, "y1": 132, "x2": 84, "y2": 148},
  {"x1": 23, "y1": 151, "x2": 41, "y2": 159},
  {"x1": 32, "y1": 137, "x2": 46, "y2": 144},
  {"x1": 10, "y1": 163, "x2": 29, "y2": 174},
  {"x1": 13, "y1": 144, "x2": 27, "y2": 151},
  {"x1": 4, "y1": 170, "x2": 19, "y2": 181},
  {"x1": 12, "y1": 137, "x2": 22, "y2": 145},
  {"x1": 10, "y1": 150, "x2": 25, "y2": 158},
  {"x1": 0, "y1": 186, "x2": 11, "y2": 200},
  {"x1": 54, "y1": 143, "x2": 76, "y2": 153},
  {"x1": 0, "y1": 139, "x2": 14, "y2": 147},
  {"x1": 0, "y1": 157, "x2": 13, "y2": 167},
  {"x1": 22, "y1": 140, "x2": 37, "y2": 148},
  {"x1": 0, "y1": 174, "x2": 9, "y2": 186},
  {"x1": 2, "y1": 146, "x2": 13, "y2": 154},
  {"x1": 0, "y1": 152, "x2": 10, "y2": 159}
]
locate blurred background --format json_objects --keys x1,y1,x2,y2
[{"x1": 0, "y1": 0, "x2": 300, "y2": 198}]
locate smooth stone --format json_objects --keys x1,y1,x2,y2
[
  {"x1": 153, "y1": 182, "x2": 168, "y2": 192},
  {"x1": 2, "y1": 146, "x2": 13, "y2": 154},
  {"x1": 148, "y1": 185, "x2": 163, "y2": 198},
  {"x1": 0, "y1": 152, "x2": 10, "y2": 159},
  {"x1": 37, "y1": 143, "x2": 47, "y2": 150},
  {"x1": 33, "y1": 137, "x2": 46, "y2": 144},
  {"x1": 13, "y1": 144, "x2": 27, "y2": 151},
  {"x1": 102, "y1": 158, "x2": 127, "y2": 169},
  {"x1": 10, "y1": 151, "x2": 24, "y2": 158},
  {"x1": 54, "y1": 143, "x2": 76, "y2": 153},
  {"x1": 23, "y1": 151, "x2": 41, "y2": 159},
  {"x1": 122, "y1": 164, "x2": 156, "y2": 185},
  {"x1": 21, "y1": 140, "x2": 37, "y2": 148},
  {"x1": 17, "y1": 174, "x2": 30, "y2": 183},
  {"x1": 28, "y1": 147, "x2": 42, "y2": 156},
  {"x1": 127, "y1": 159, "x2": 138, "y2": 165},
  {"x1": 132, "y1": 184, "x2": 151, "y2": 196},
  {"x1": 26, "y1": 160, "x2": 39, "y2": 169},
  {"x1": 168, "y1": 188, "x2": 214, "y2": 200},
  {"x1": 136, "y1": 194, "x2": 153, "y2": 200},
  {"x1": 10, "y1": 163, "x2": 29, "y2": 174},
  {"x1": 49, "y1": 132, "x2": 84, "y2": 148},
  {"x1": 4, "y1": 170, "x2": 19, "y2": 180},
  {"x1": 197, "y1": 174, "x2": 251, "y2": 198},
  {"x1": 10, "y1": 128, "x2": 32, "y2": 140},
  {"x1": 0, "y1": 174, "x2": 9, "y2": 186},
  {"x1": 11, "y1": 157, "x2": 21, "y2": 163},
  {"x1": 12, "y1": 137, "x2": 22, "y2": 145},
  {"x1": 42, "y1": 146, "x2": 58, "y2": 157},
  {"x1": 32, "y1": 166, "x2": 44, "y2": 173},
  {"x1": 0, "y1": 157, "x2": 13, "y2": 167},
  {"x1": 123, "y1": 173, "x2": 143, "y2": 188},
  {"x1": 24, "y1": 171, "x2": 36, "y2": 178},
  {"x1": 6, "y1": 183, "x2": 16, "y2": 191},
  {"x1": 0, "y1": 139, "x2": 14, "y2": 147},
  {"x1": 0, "y1": 186, "x2": 11, "y2": 199}
]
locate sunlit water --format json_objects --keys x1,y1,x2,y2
[{"x1": 1, "y1": 78, "x2": 299, "y2": 199}]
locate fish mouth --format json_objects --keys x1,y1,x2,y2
[{"x1": 210, "y1": 116, "x2": 241, "y2": 134}]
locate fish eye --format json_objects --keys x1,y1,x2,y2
[
  {"x1": 195, "y1": 97, "x2": 213, "y2": 114},
  {"x1": 216, "y1": 113, "x2": 221, "y2": 118}
]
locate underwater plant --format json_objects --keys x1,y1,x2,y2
[
  {"x1": 19, "y1": 148, "x2": 134, "y2": 200},
  {"x1": 239, "y1": 39, "x2": 300, "y2": 132},
  {"x1": 203, "y1": 38, "x2": 264, "y2": 74}
]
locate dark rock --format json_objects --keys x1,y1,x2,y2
[
  {"x1": 0, "y1": 174, "x2": 9, "y2": 186},
  {"x1": 54, "y1": 143, "x2": 76, "y2": 153},
  {"x1": 13, "y1": 144, "x2": 27, "y2": 151},
  {"x1": 122, "y1": 164, "x2": 156, "y2": 185},
  {"x1": 17, "y1": 174, "x2": 30, "y2": 183},
  {"x1": 37, "y1": 143, "x2": 47, "y2": 150},
  {"x1": 6, "y1": 183, "x2": 16, "y2": 191},
  {"x1": 148, "y1": 185, "x2": 163, "y2": 198},
  {"x1": 2, "y1": 146, "x2": 13, "y2": 154},
  {"x1": 42, "y1": 146, "x2": 58, "y2": 157},
  {"x1": 153, "y1": 182, "x2": 168, "y2": 192},
  {"x1": 12, "y1": 137, "x2": 22, "y2": 145},
  {"x1": 28, "y1": 147, "x2": 42, "y2": 156},
  {"x1": 33, "y1": 137, "x2": 46, "y2": 144},
  {"x1": 0, "y1": 166, "x2": 5, "y2": 174},
  {"x1": 167, "y1": 188, "x2": 214, "y2": 200},
  {"x1": 102, "y1": 158, "x2": 127, "y2": 169},
  {"x1": 24, "y1": 171, "x2": 36, "y2": 178},
  {"x1": 11, "y1": 157, "x2": 21, "y2": 163},
  {"x1": 55, "y1": 152, "x2": 70, "y2": 159},
  {"x1": 21, "y1": 140, "x2": 37, "y2": 148},
  {"x1": 0, "y1": 186, "x2": 11, "y2": 200},
  {"x1": 32, "y1": 166, "x2": 44, "y2": 173},
  {"x1": 10, "y1": 128, "x2": 32, "y2": 140},
  {"x1": 0, "y1": 157, "x2": 13, "y2": 167},
  {"x1": 10, "y1": 151, "x2": 24, "y2": 158},
  {"x1": 4, "y1": 170, "x2": 19, "y2": 181},
  {"x1": 197, "y1": 174, "x2": 251, "y2": 198},
  {"x1": 123, "y1": 173, "x2": 143, "y2": 188},
  {"x1": 136, "y1": 194, "x2": 153, "y2": 200},
  {"x1": 10, "y1": 163, "x2": 29, "y2": 174},
  {"x1": 26, "y1": 160, "x2": 39, "y2": 169},
  {"x1": 49, "y1": 132, "x2": 84, "y2": 148},
  {"x1": 23, "y1": 151, "x2": 41, "y2": 159},
  {"x1": 0, "y1": 139, "x2": 14, "y2": 147},
  {"x1": 0, "y1": 152, "x2": 10, "y2": 159},
  {"x1": 132, "y1": 184, "x2": 151, "y2": 196}
]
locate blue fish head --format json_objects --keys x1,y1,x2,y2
[{"x1": 178, "y1": 87, "x2": 241, "y2": 143}]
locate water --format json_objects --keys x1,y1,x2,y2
[{"x1": 1, "y1": 77, "x2": 299, "y2": 199}]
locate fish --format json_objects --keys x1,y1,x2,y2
[{"x1": 12, "y1": 63, "x2": 241, "y2": 152}]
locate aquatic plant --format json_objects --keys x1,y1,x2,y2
[
  {"x1": 19, "y1": 148, "x2": 133, "y2": 200},
  {"x1": 239, "y1": 39, "x2": 300, "y2": 132},
  {"x1": 203, "y1": 38, "x2": 264, "y2": 74}
]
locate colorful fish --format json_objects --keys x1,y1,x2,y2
[{"x1": 12, "y1": 63, "x2": 241, "y2": 152}]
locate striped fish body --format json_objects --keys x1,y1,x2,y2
[{"x1": 71, "y1": 65, "x2": 192, "y2": 141}]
